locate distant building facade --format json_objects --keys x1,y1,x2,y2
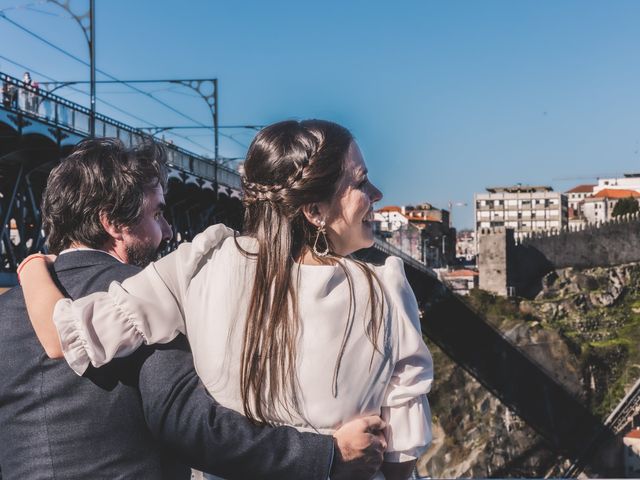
[
  {"x1": 565, "y1": 184, "x2": 595, "y2": 228},
  {"x1": 456, "y1": 230, "x2": 477, "y2": 262},
  {"x1": 582, "y1": 188, "x2": 640, "y2": 224},
  {"x1": 373, "y1": 203, "x2": 455, "y2": 268},
  {"x1": 440, "y1": 269, "x2": 479, "y2": 295},
  {"x1": 382, "y1": 222, "x2": 423, "y2": 263},
  {"x1": 475, "y1": 185, "x2": 568, "y2": 237},
  {"x1": 593, "y1": 173, "x2": 640, "y2": 195},
  {"x1": 373, "y1": 206, "x2": 409, "y2": 232}
]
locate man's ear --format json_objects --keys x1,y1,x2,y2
[
  {"x1": 301, "y1": 203, "x2": 325, "y2": 227},
  {"x1": 99, "y1": 211, "x2": 124, "y2": 241}
]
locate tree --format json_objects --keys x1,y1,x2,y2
[{"x1": 611, "y1": 196, "x2": 639, "y2": 217}]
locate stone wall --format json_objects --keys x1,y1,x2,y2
[
  {"x1": 478, "y1": 228, "x2": 512, "y2": 296},
  {"x1": 518, "y1": 213, "x2": 640, "y2": 270},
  {"x1": 478, "y1": 213, "x2": 640, "y2": 297}
]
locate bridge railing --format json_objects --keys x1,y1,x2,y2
[{"x1": 0, "y1": 71, "x2": 240, "y2": 190}]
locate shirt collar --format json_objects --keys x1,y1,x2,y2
[{"x1": 59, "y1": 246, "x2": 125, "y2": 264}]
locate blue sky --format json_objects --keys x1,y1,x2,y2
[{"x1": 2, "y1": 0, "x2": 640, "y2": 228}]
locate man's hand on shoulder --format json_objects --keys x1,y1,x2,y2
[{"x1": 330, "y1": 415, "x2": 386, "y2": 480}]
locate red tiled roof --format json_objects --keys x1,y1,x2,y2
[
  {"x1": 592, "y1": 188, "x2": 640, "y2": 199},
  {"x1": 444, "y1": 269, "x2": 479, "y2": 278},
  {"x1": 406, "y1": 212, "x2": 442, "y2": 222},
  {"x1": 626, "y1": 428, "x2": 640, "y2": 440},
  {"x1": 377, "y1": 205, "x2": 402, "y2": 213},
  {"x1": 566, "y1": 184, "x2": 596, "y2": 194}
]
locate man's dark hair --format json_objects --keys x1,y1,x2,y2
[{"x1": 42, "y1": 137, "x2": 168, "y2": 254}]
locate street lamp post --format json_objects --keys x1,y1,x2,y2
[{"x1": 46, "y1": 0, "x2": 96, "y2": 135}]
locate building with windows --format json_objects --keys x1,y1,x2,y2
[
  {"x1": 456, "y1": 230, "x2": 477, "y2": 264},
  {"x1": 582, "y1": 188, "x2": 640, "y2": 224},
  {"x1": 373, "y1": 205, "x2": 409, "y2": 232},
  {"x1": 475, "y1": 185, "x2": 568, "y2": 236},
  {"x1": 373, "y1": 203, "x2": 455, "y2": 268},
  {"x1": 565, "y1": 184, "x2": 595, "y2": 228},
  {"x1": 440, "y1": 269, "x2": 479, "y2": 295}
]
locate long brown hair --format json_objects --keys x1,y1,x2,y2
[{"x1": 238, "y1": 120, "x2": 385, "y2": 424}]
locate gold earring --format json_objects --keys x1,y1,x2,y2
[{"x1": 313, "y1": 220, "x2": 330, "y2": 257}]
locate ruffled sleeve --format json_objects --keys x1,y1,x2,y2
[
  {"x1": 378, "y1": 256, "x2": 434, "y2": 462},
  {"x1": 54, "y1": 224, "x2": 235, "y2": 375}
]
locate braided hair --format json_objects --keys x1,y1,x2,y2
[{"x1": 236, "y1": 120, "x2": 385, "y2": 424}]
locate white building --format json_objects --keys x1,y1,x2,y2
[
  {"x1": 565, "y1": 184, "x2": 595, "y2": 229},
  {"x1": 456, "y1": 230, "x2": 477, "y2": 262},
  {"x1": 594, "y1": 173, "x2": 640, "y2": 194},
  {"x1": 373, "y1": 206, "x2": 408, "y2": 232},
  {"x1": 582, "y1": 188, "x2": 640, "y2": 224},
  {"x1": 475, "y1": 185, "x2": 568, "y2": 236},
  {"x1": 440, "y1": 269, "x2": 479, "y2": 295}
]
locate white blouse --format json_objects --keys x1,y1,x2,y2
[{"x1": 53, "y1": 224, "x2": 433, "y2": 465}]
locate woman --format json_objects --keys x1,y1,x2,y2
[{"x1": 21, "y1": 120, "x2": 433, "y2": 480}]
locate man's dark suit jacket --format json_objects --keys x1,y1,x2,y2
[{"x1": 0, "y1": 250, "x2": 333, "y2": 479}]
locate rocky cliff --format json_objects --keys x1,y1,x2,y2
[{"x1": 419, "y1": 262, "x2": 640, "y2": 477}]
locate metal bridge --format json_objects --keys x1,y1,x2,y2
[
  {"x1": 0, "y1": 71, "x2": 241, "y2": 284},
  {"x1": 0, "y1": 71, "x2": 630, "y2": 477}
]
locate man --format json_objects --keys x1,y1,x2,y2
[{"x1": 0, "y1": 138, "x2": 385, "y2": 479}]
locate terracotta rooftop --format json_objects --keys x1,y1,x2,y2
[
  {"x1": 625, "y1": 428, "x2": 640, "y2": 440},
  {"x1": 377, "y1": 205, "x2": 402, "y2": 213},
  {"x1": 406, "y1": 212, "x2": 442, "y2": 222},
  {"x1": 444, "y1": 269, "x2": 479, "y2": 278},
  {"x1": 591, "y1": 188, "x2": 640, "y2": 199},
  {"x1": 566, "y1": 184, "x2": 596, "y2": 194}
]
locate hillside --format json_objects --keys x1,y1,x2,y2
[{"x1": 419, "y1": 262, "x2": 640, "y2": 477}]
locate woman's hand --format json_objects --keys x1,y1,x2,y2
[
  {"x1": 18, "y1": 253, "x2": 65, "y2": 358},
  {"x1": 330, "y1": 415, "x2": 387, "y2": 480}
]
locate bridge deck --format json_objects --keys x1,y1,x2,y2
[{"x1": 0, "y1": 72, "x2": 240, "y2": 190}]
